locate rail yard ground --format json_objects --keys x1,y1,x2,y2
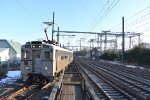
[{"x1": 0, "y1": 58, "x2": 150, "y2": 100}]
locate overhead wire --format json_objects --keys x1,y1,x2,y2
[
  {"x1": 125, "y1": 14, "x2": 149, "y2": 29},
  {"x1": 110, "y1": 22, "x2": 122, "y2": 31},
  {"x1": 15, "y1": 0, "x2": 57, "y2": 41},
  {"x1": 15, "y1": 0, "x2": 40, "y2": 26},
  {"x1": 124, "y1": 7, "x2": 150, "y2": 41},
  {"x1": 88, "y1": 1, "x2": 109, "y2": 31},
  {"x1": 112, "y1": 6, "x2": 150, "y2": 32},
  {"x1": 143, "y1": 33, "x2": 150, "y2": 38},
  {"x1": 138, "y1": 27, "x2": 150, "y2": 33},
  {"x1": 82, "y1": 0, "x2": 110, "y2": 41},
  {"x1": 78, "y1": 0, "x2": 92, "y2": 19},
  {"x1": 127, "y1": 21, "x2": 150, "y2": 32},
  {"x1": 125, "y1": 17, "x2": 150, "y2": 32},
  {"x1": 84, "y1": 0, "x2": 120, "y2": 41},
  {"x1": 90, "y1": 0, "x2": 120, "y2": 31},
  {"x1": 124, "y1": 7, "x2": 149, "y2": 22},
  {"x1": 106, "y1": 6, "x2": 150, "y2": 49}
]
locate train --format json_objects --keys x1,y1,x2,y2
[{"x1": 20, "y1": 41, "x2": 73, "y2": 82}]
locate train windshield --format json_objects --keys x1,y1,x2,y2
[{"x1": 33, "y1": 50, "x2": 41, "y2": 58}]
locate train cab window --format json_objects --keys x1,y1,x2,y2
[
  {"x1": 44, "y1": 51, "x2": 51, "y2": 59},
  {"x1": 24, "y1": 50, "x2": 30, "y2": 59}
]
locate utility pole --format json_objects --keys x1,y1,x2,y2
[
  {"x1": 57, "y1": 27, "x2": 59, "y2": 43},
  {"x1": 89, "y1": 39, "x2": 92, "y2": 59},
  {"x1": 115, "y1": 35, "x2": 118, "y2": 51},
  {"x1": 97, "y1": 34, "x2": 100, "y2": 47},
  {"x1": 90, "y1": 39, "x2": 95, "y2": 48},
  {"x1": 67, "y1": 43, "x2": 70, "y2": 49},
  {"x1": 104, "y1": 34, "x2": 107, "y2": 52},
  {"x1": 79, "y1": 38, "x2": 84, "y2": 51},
  {"x1": 52, "y1": 12, "x2": 55, "y2": 41},
  {"x1": 100, "y1": 35, "x2": 102, "y2": 53},
  {"x1": 122, "y1": 17, "x2": 125, "y2": 64},
  {"x1": 80, "y1": 40, "x2": 81, "y2": 51}
]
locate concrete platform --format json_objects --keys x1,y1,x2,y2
[{"x1": 60, "y1": 84, "x2": 84, "y2": 100}]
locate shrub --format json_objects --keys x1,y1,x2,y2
[{"x1": 0, "y1": 67, "x2": 7, "y2": 77}]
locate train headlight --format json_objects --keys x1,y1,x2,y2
[
  {"x1": 26, "y1": 67, "x2": 29, "y2": 69},
  {"x1": 32, "y1": 45, "x2": 35, "y2": 48},
  {"x1": 44, "y1": 67, "x2": 47, "y2": 70}
]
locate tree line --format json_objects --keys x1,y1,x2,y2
[{"x1": 100, "y1": 43, "x2": 150, "y2": 67}]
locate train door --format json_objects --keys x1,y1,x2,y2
[{"x1": 32, "y1": 50, "x2": 41, "y2": 72}]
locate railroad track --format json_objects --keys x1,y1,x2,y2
[
  {"x1": 0, "y1": 69, "x2": 67, "y2": 100},
  {"x1": 5, "y1": 84, "x2": 37, "y2": 100},
  {"x1": 0, "y1": 79, "x2": 56, "y2": 100},
  {"x1": 96, "y1": 60, "x2": 150, "y2": 80},
  {"x1": 88, "y1": 60, "x2": 150, "y2": 93},
  {"x1": 93, "y1": 61, "x2": 150, "y2": 87},
  {"x1": 75, "y1": 58, "x2": 150, "y2": 100},
  {"x1": 75, "y1": 59, "x2": 133, "y2": 100}
]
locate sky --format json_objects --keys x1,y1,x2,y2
[{"x1": 0, "y1": 0, "x2": 150, "y2": 50}]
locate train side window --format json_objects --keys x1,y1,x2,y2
[
  {"x1": 44, "y1": 51, "x2": 50, "y2": 59},
  {"x1": 65, "y1": 56, "x2": 68, "y2": 59},
  {"x1": 61, "y1": 56, "x2": 64, "y2": 60}
]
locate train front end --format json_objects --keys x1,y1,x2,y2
[{"x1": 20, "y1": 41, "x2": 53, "y2": 81}]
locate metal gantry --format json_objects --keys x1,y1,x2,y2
[
  {"x1": 54, "y1": 30, "x2": 142, "y2": 51},
  {"x1": 44, "y1": 12, "x2": 143, "y2": 53},
  {"x1": 44, "y1": 13, "x2": 142, "y2": 53}
]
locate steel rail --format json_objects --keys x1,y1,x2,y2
[{"x1": 82, "y1": 60, "x2": 149, "y2": 100}]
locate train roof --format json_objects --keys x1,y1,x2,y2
[
  {"x1": 23, "y1": 41, "x2": 73, "y2": 53},
  {"x1": 46, "y1": 43, "x2": 73, "y2": 53}
]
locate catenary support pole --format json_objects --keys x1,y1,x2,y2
[
  {"x1": 52, "y1": 12, "x2": 55, "y2": 41},
  {"x1": 122, "y1": 17, "x2": 125, "y2": 64},
  {"x1": 57, "y1": 27, "x2": 59, "y2": 43}
]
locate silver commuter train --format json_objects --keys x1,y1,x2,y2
[{"x1": 20, "y1": 41, "x2": 73, "y2": 81}]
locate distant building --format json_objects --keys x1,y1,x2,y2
[
  {"x1": 0, "y1": 39, "x2": 21, "y2": 66},
  {"x1": 0, "y1": 48, "x2": 9, "y2": 65}
]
